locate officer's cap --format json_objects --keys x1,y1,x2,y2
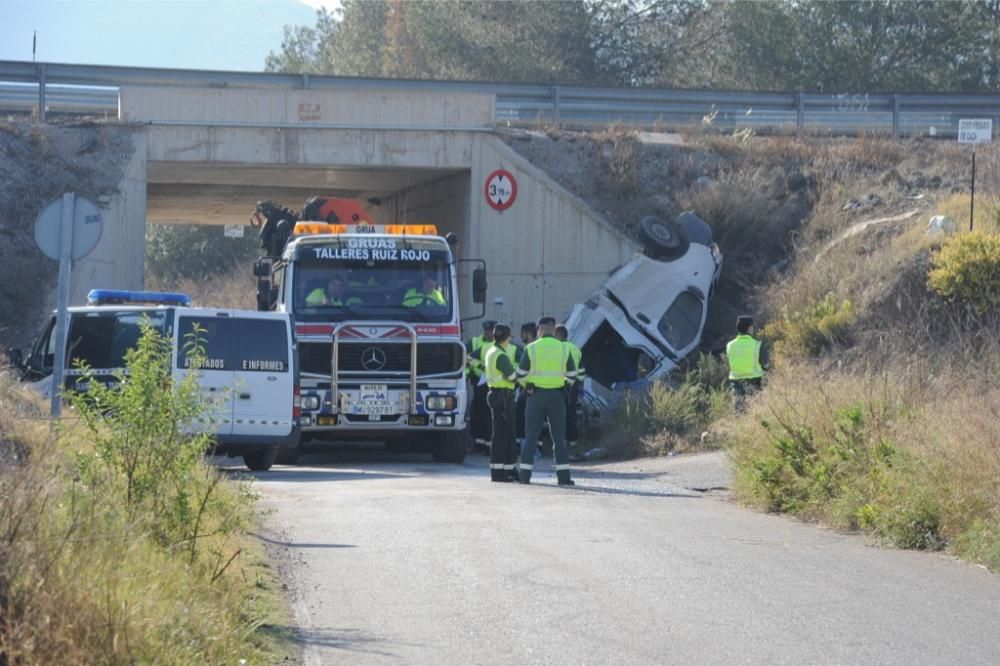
[{"x1": 492, "y1": 323, "x2": 512, "y2": 340}]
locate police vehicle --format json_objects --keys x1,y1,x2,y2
[{"x1": 9, "y1": 290, "x2": 300, "y2": 471}]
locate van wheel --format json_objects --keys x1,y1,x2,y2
[
  {"x1": 243, "y1": 447, "x2": 279, "y2": 471},
  {"x1": 432, "y1": 429, "x2": 468, "y2": 463},
  {"x1": 638, "y1": 216, "x2": 689, "y2": 260}
]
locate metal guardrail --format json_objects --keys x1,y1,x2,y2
[{"x1": 2, "y1": 60, "x2": 999, "y2": 138}]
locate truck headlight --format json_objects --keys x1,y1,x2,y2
[
  {"x1": 301, "y1": 395, "x2": 321, "y2": 411},
  {"x1": 425, "y1": 396, "x2": 456, "y2": 410}
]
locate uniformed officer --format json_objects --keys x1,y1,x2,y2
[
  {"x1": 484, "y1": 324, "x2": 521, "y2": 481},
  {"x1": 515, "y1": 316, "x2": 577, "y2": 485},
  {"x1": 305, "y1": 274, "x2": 361, "y2": 307},
  {"x1": 402, "y1": 274, "x2": 446, "y2": 307},
  {"x1": 726, "y1": 315, "x2": 766, "y2": 413},
  {"x1": 516, "y1": 321, "x2": 538, "y2": 454},
  {"x1": 554, "y1": 323, "x2": 585, "y2": 453},
  {"x1": 467, "y1": 320, "x2": 496, "y2": 451}
]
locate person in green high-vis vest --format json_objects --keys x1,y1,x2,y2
[
  {"x1": 726, "y1": 315, "x2": 767, "y2": 413},
  {"x1": 515, "y1": 316, "x2": 577, "y2": 486},
  {"x1": 484, "y1": 324, "x2": 522, "y2": 482}
]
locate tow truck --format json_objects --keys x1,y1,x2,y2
[{"x1": 251, "y1": 197, "x2": 486, "y2": 463}]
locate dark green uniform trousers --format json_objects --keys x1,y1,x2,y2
[
  {"x1": 487, "y1": 388, "x2": 518, "y2": 481},
  {"x1": 518, "y1": 387, "x2": 572, "y2": 484}
]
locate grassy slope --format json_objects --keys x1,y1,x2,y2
[{"x1": 0, "y1": 371, "x2": 292, "y2": 663}]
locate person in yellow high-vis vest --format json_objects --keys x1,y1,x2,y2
[
  {"x1": 467, "y1": 321, "x2": 496, "y2": 451},
  {"x1": 726, "y1": 316, "x2": 767, "y2": 413},
  {"x1": 515, "y1": 316, "x2": 577, "y2": 485},
  {"x1": 484, "y1": 324, "x2": 522, "y2": 482}
]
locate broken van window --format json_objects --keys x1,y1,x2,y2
[{"x1": 658, "y1": 291, "x2": 703, "y2": 351}]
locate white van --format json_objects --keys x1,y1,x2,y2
[
  {"x1": 9, "y1": 290, "x2": 300, "y2": 471},
  {"x1": 566, "y1": 212, "x2": 724, "y2": 413}
]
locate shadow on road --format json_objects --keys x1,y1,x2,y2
[
  {"x1": 550, "y1": 483, "x2": 702, "y2": 499},
  {"x1": 251, "y1": 532, "x2": 357, "y2": 549},
  {"x1": 293, "y1": 626, "x2": 419, "y2": 657}
]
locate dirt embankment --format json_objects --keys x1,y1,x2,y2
[
  {"x1": 501, "y1": 128, "x2": 982, "y2": 351},
  {"x1": 0, "y1": 122, "x2": 134, "y2": 349}
]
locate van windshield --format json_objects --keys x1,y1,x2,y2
[{"x1": 292, "y1": 258, "x2": 453, "y2": 323}]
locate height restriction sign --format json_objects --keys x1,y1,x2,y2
[{"x1": 485, "y1": 169, "x2": 517, "y2": 211}]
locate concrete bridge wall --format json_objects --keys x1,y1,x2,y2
[{"x1": 105, "y1": 86, "x2": 638, "y2": 328}]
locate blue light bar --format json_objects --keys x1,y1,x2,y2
[{"x1": 87, "y1": 289, "x2": 192, "y2": 307}]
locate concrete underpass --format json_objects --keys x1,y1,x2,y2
[{"x1": 76, "y1": 83, "x2": 639, "y2": 327}]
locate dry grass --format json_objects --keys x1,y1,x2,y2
[
  {"x1": 0, "y1": 370, "x2": 288, "y2": 664},
  {"x1": 728, "y1": 354, "x2": 1000, "y2": 567},
  {"x1": 148, "y1": 261, "x2": 257, "y2": 310}
]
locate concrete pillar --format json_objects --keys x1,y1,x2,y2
[{"x1": 71, "y1": 130, "x2": 148, "y2": 303}]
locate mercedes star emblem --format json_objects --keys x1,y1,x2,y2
[{"x1": 361, "y1": 347, "x2": 387, "y2": 371}]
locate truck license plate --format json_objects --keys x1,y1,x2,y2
[{"x1": 356, "y1": 384, "x2": 393, "y2": 415}]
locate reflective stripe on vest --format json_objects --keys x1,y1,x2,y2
[
  {"x1": 525, "y1": 337, "x2": 568, "y2": 389},
  {"x1": 484, "y1": 344, "x2": 515, "y2": 389},
  {"x1": 563, "y1": 340, "x2": 583, "y2": 377},
  {"x1": 726, "y1": 335, "x2": 764, "y2": 380}
]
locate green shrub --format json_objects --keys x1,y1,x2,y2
[
  {"x1": 762, "y1": 293, "x2": 855, "y2": 360},
  {"x1": 928, "y1": 231, "x2": 1000, "y2": 314},
  {"x1": 146, "y1": 223, "x2": 260, "y2": 284},
  {"x1": 0, "y1": 324, "x2": 284, "y2": 663},
  {"x1": 594, "y1": 354, "x2": 732, "y2": 457}
]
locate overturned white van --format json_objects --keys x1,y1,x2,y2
[{"x1": 565, "y1": 212, "x2": 723, "y2": 413}]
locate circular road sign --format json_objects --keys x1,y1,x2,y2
[
  {"x1": 34, "y1": 195, "x2": 104, "y2": 261},
  {"x1": 485, "y1": 169, "x2": 517, "y2": 212}
]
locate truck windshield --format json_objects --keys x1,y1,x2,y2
[{"x1": 292, "y1": 258, "x2": 453, "y2": 323}]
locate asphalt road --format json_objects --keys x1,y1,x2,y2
[{"x1": 248, "y1": 448, "x2": 1000, "y2": 665}]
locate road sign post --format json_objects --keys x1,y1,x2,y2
[
  {"x1": 958, "y1": 119, "x2": 993, "y2": 232},
  {"x1": 49, "y1": 193, "x2": 74, "y2": 417},
  {"x1": 33, "y1": 193, "x2": 104, "y2": 418}
]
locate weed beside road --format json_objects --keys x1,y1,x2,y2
[
  {"x1": 728, "y1": 355, "x2": 1000, "y2": 570},
  {"x1": 0, "y1": 326, "x2": 288, "y2": 664}
]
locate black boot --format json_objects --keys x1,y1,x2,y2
[
  {"x1": 518, "y1": 469, "x2": 532, "y2": 484},
  {"x1": 557, "y1": 469, "x2": 575, "y2": 486}
]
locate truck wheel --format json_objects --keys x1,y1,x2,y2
[
  {"x1": 243, "y1": 447, "x2": 279, "y2": 471},
  {"x1": 432, "y1": 429, "x2": 468, "y2": 463},
  {"x1": 638, "y1": 216, "x2": 689, "y2": 260}
]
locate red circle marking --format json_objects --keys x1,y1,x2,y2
[{"x1": 484, "y1": 169, "x2": 518, "y2": 212}]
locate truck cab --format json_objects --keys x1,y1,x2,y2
[{"x1": 253, "y1": 206, "x2": 486, "y2": 464}]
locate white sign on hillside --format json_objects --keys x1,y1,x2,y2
[
  {"x1": 958, "y1": 119, "x2": 992, "y2": 144},
  {"x1": 224, "y1": 224, "x2": 245, "y2": 238}
]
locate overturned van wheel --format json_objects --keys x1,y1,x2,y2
[
  {"x1": 243, "y1": 446, "x2": 279, "y2": 471},
  {"x1": 432, "y1": 429, "x2": 469, "y2": 463},
  {"x1": 638, "y1": 216, "x2": 689, "y2": 260}
]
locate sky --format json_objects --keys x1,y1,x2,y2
[{"x1": 0, "y1": 0, "x2": 342, "y2": 71}]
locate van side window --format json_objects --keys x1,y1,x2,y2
[
  {"x1": 67, "y1": 311, "x2": 166, "y2": 369},
  {"x1": 238, "y1": 320, "x2": 289, "y2": 372},
  {"x1": 657, "y1": 291, "x2": 703, "y2": 351},
  {"x1": 177, "y1": 317, "x2": 233, "y2": 370}
]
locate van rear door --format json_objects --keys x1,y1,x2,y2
[
  {"x1": 231, "y1": 315, "x2": 293, "y2": 439},
  {"x1": 175, "y1": 314, "x2": 236, "y2": 437}
]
